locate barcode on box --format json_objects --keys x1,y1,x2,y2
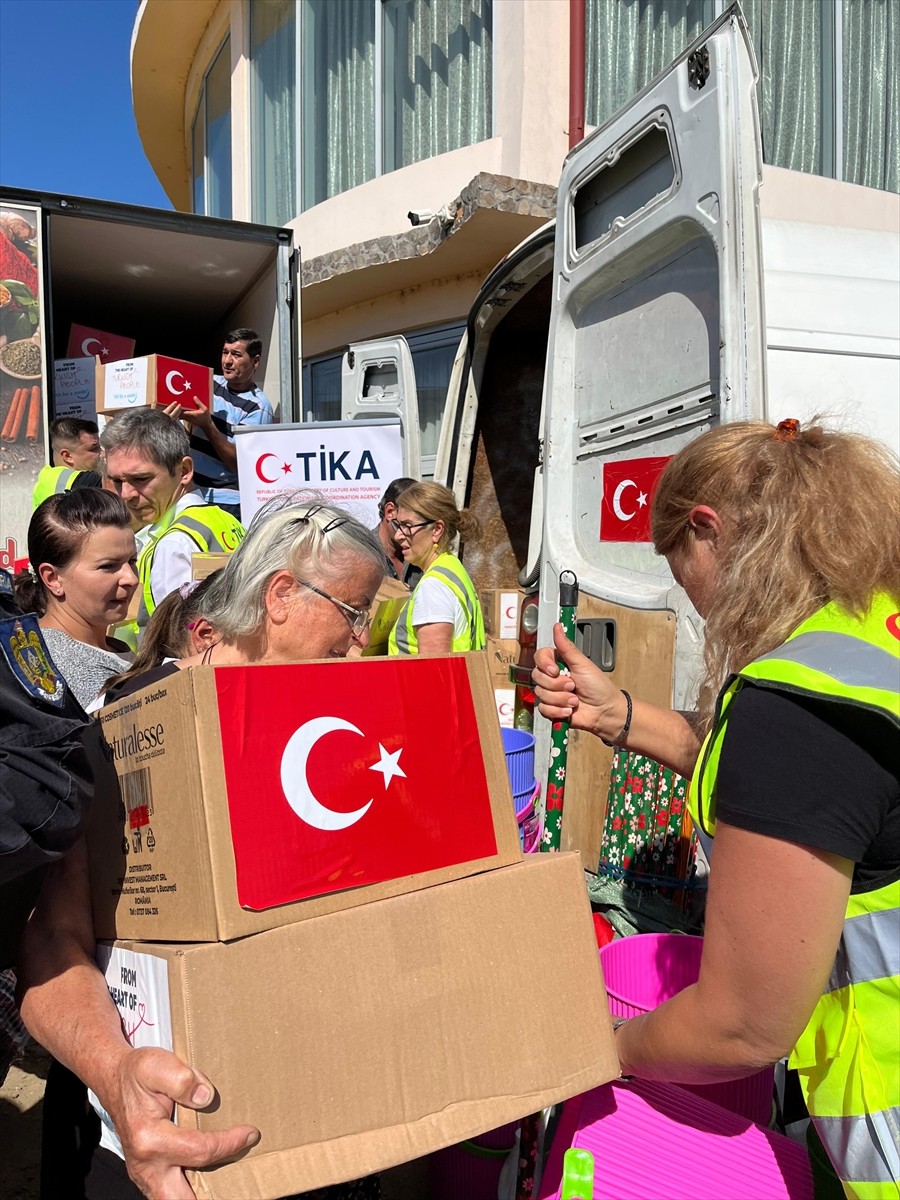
[{"x1": 122, "y1": 767, "x2": 153, "y2": 829}]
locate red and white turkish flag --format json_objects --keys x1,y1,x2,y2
[
  {"x1": 215, "y1": 656, "x2": 498, "y2": 910},
  {"x1": 599, "y1": 456, "x2": 672, "y2": 543},
  {"x1": 155, "y1": 355, "x2": 211, "y2": 412}
]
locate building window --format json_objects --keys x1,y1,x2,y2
[
  {"x1": 585, "y1": 0, "x2": 899, "y2": 193},
  {"x1": 251, "y1": 0, "x2": 297, "y2": 226},
  {"x1": 247, "y1": 1, "x2": 493, "y2": 217},
  {"x1": 382, "y1": 0, "x2": 493, "y2": 174},
  {"x1": 192, "y1": 37, "x2": 232, "y2": 218}
]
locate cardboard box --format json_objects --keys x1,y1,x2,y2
[
  {"x1": 480, "y1": 588, "x2": 522, "y2": 640},
  {"x1": 362, "y1": 574, "x2": 410, "y2": 656},
  {"x1": 53, "y1": 357, "x2": 96, "y2": 420},
  {"x1": 89, "y1": 654, "x2": 521, "y2": 942},
  {"x1": 486, "y1": 636, "x2": 520, "y2": 688},
  {"x1": 192, "y1": 552, "x2": 232, "y2": 581},
  {"x1": 96, "y1": 354, "x2": 212, "y2": 415},
  {"x1": 96, "y1": 854, "x2": 619, "y2": 1199},
  {"x1": 494, "y1": 687, "x2": 516, "y2": 727},
  {"x1": 67, "y1": 323, "x2": 135, "y2": 364}
]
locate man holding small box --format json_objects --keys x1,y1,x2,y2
[{"x1": 164, "y1": 329, "x2": 273, "y2": 518}]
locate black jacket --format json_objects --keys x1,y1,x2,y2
[{"x1": 0, "y1": 572, "x2": 95, "y2": 968}]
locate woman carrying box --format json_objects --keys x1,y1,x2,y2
[{"x1": 18, "y1": 496, "x2": 387, "y2": 1200}]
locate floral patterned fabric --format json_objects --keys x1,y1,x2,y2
[{"x1": 598, "y1": 750, "x2": 700, "y2": 905}]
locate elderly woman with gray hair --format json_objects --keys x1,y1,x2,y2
[{"x1": 19, "y1": 496, "x2": 387, "y2": 1200}]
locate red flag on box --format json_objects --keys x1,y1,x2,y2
[
  {"x1": 599, "y1": 456, "x2": 672, "y2": 543},
  {"x1": 216, "y1": 657, "x2": 498, "y2": 910},
  {"x1": 66, "y1": 324, "x2": 135, "y2": 364},
  {"x1": 154, "y1": 355, "x2": 209, "y2": 411}
]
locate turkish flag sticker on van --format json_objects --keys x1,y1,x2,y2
[
  {"x1": 599, "y1": 456, "x2": 672, "y2": 542},
  {"x1": 215, "y1": 657, "x2": 498, "y2": 910}
]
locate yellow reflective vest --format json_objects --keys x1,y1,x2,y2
[
  {"x1": 135, "y1": 502, "x2": 245, "y2": 634},
  {"x1": 32, "y1": 465, "x2": 82, "y2": 508},
  {"x1": 388, "y1": 552, "x2": 485, "y2": 655},
  {"x1": 690, "y1": 594, "x2": 900, "y2": 1199}
]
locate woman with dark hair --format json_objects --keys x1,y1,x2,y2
[
  {"x1": 387, "y1": 481, "x2": 485, "y2": 655},
  {"x1": 14, "y1": 490, "x2": 137, "y2": 709}
]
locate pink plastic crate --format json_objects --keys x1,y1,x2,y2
[
  {"x1": 538, "y1": 1079, "x2": 813, "y2": 1200},
  {"x1": 600, "y1": 934, "x2": 774, "y2": 1124}
]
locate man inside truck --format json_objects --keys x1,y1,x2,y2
[
  {"x1": 101, "y1": 410, "x2": 245, "y2": 643},
  {"x1": 164, "y1": 327, "x2": 273, "y2": 518},
  {"x1": 32, "y1": 417, "x2": 102, "y2": 508}
]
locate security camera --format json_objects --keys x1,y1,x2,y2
[{"x1": 407, "y1": 209, "x2": 434, "y2": 226}]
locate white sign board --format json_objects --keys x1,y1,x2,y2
[
  {"x1": 236, "y1": 419, "x2": 404, "y2": 527},
  {"x1": 53, "y1": 357, "x2": 96, "y2": 420}
]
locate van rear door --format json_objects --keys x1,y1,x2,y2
[
  {"x1": 539, "y1": 8, "x2": 765, "y2": 863},
  {"x1": 340, "y1": 336, "x2": 421, "y2": 478}
]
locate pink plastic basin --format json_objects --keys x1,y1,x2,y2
[{"x1": 600, "y1": 933, "x2": 775, "y2": 1125}]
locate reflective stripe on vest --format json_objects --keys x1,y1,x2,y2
[
  {"x1": 688, "y1": 595, "x2": 900, "y2": 1199},
  {"x1": 137, "y1": 504, "x2": 245, "y2": 629},
  {"x1": 33, "y1": 465, "x2": 79, "y2": 507},
  {"x1": 388, "y1": 552, "x2": 485, "y2": 655}
]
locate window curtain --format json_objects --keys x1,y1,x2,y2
[
  {"x1": 383, "y1": 0, "x2": 492, "y2": 172},
  {"x1": 843, "y1": 0, "x2": 899, "y2": 192},
  {"x1": 743, "y1": 0, "x2": 824, "y2": 177},
  {"x1": 584, "y1": 0, "x2": 711, "y2": 128},
  {"x1": 251, "y1": 0, "x2": 296, "y2": 227},
  {"x1": 302, "y1": 0, "x2": 376, "y2": 209},
  {"x1": 205, "y1": 38, "x2": 232, "y2": 218}
]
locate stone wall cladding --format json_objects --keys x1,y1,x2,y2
[{"x1": 301, "y1": 173, "x2": 557, "y2": 287}]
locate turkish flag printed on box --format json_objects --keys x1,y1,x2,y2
[
  {"x1": 599, "y1": 456, "x2": 672, "y2": 542},
  {"x1": 216, "y1": 656, "x2": 499, "y2": 910},
  {"x1": 66, "y1": 324, "x2": 135, "y2": 364},
  {"x1": 153, "y1": 355, "x2": 210, "y2": 411}
]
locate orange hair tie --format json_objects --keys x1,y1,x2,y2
[{"x1": 774, "y1": 418, "x2": 800, "y2": 442}]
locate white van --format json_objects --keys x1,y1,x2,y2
[{"x1": 433, "y1": 8, "x2": 900, "y2": 864}]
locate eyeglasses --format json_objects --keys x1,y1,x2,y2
[
  {"x1": 295, "y1": 579, "x2": 370, "y2": 634},
  {"x1": 389, "y1": 518, "x2": 435, "y2": 538}
]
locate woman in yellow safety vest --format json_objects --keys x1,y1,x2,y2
[
  {"x1": 533, "y1": 420, "x2": 899, "y2": 1199},
  {"x1": 387, "y1": 481, "x2": 485, "y2": 655}
]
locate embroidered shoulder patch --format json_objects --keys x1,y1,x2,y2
[{"x1": 0, "y1": 616, "x2": 66, "y2": 706}]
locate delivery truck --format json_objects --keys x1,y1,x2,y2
[
  {"x1": 0, "y1": 188, "x2": 298, "y2": 569},
  {"x1": 431, "y1": 7, "x2": 900, "y2": 867}
]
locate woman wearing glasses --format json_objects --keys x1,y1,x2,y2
[
  {"x1": 387, "y1": 481, "x2": 485, "y2": 655},
  {"x1": 24, "y1": 496, "x2": 387, "y2": 1200}
]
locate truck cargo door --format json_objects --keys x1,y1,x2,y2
[
  {"x1": 341, "y1": 336, "x2": 420, "y2": 479},
  {"x1": 538, "y1": 8, "x2": 766, "y2": 867},
  {"x1": 542, "y1": 6, "x2": 765, "y2": 641}
]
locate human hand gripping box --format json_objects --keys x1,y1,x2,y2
[
  {"x1": 96, "y1": 853, "x2": 620, "y2": 1200},
  {"x1": 88, "y1": 654, "x2": 522, "y2": 942}
]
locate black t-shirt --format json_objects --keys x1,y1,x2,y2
[
  {"x1": 716, "y1": 682, "x2": 900, "y2": 894},
  {"x1": 104, "y1": 661, "x2": 180, "y2": 706}
]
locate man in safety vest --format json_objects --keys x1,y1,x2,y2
[
  {"x1": 101, "y1": 410, "x2": 245, "y2": 642},
  {"x1": 32, "y1": 418, "x2": 102, "y2": 508}
]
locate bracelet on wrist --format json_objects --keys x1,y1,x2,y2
[{"x1": 600, "y1": 689, "x2": 632, "y2": 748}]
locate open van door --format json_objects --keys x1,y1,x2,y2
[
  {"x1": 539, "y1": 7, "x2": 766, "y2": 861},
  {"x1": 341, "y1": 336, "x2": 421, "y2": 478}
]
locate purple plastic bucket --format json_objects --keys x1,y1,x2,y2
[
  {"x1": 428, "y1": 1121, "x2": 518, "y2": 1200},
  {"x1": 600, "y1": 934, "x2": 775, "y2": 1125},
  {"x1": 501, "y1": 727, "x2": 535, "y2": 796}
]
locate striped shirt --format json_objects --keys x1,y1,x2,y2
[{"x1": 189, "y1": 376, "x2": 274, "y2": 507}]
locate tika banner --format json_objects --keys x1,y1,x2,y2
[
  {"x1": 216, "y1": 656, "x2": 498, "y2": 910},
  {"x1": 599, "y1": 456, "x2": 672, "y2": 543},
  {"x1": 236, "y1": 419, "x2": 403, "y2": 526}
]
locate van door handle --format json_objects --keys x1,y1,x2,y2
[{"x1": 575, "y1": 618, "x2": 617, "y2": 672}]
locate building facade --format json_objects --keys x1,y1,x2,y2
[{"x1": 132, "y1": 0, "x2": 898, "y2": 455}]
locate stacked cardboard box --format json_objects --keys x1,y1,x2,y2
[
  {"x1": 89, "y1": 653, "x2": 619, "y2": 1198},
  {"x1": 96, "y1": 353, "x2": 212, "y2": 415}
]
